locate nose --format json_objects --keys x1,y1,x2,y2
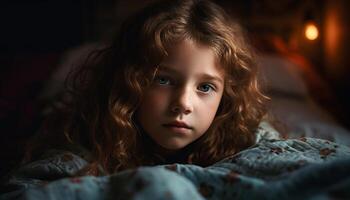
[{"x1": 170, "y1": 87, "x2": 194, "y2": 115}]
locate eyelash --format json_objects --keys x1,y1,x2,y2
[
  {"x1": 155, "y1": 76, "x2": 172, "y2": 85},
  {"x1": 198, "y1": 83, "x2": 216, "y2": 93},
  {"x1": 154, "y1": 75, "x2": 216, "y2": 94}
]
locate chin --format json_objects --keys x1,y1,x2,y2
[{"x1": 160, "y1": 142, "x2": 187, "y2": 151}]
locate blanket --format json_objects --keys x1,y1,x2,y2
[{"x1": 1, "y1": 137, "x2": 350, "y2": 200}]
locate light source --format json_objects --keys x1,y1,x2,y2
[
  {"x1": 304, "y1": 21, "x2": 319, "y2": 40},
  {"x1": 303, "y1": 9, "x2": 319, "y2": 41}
]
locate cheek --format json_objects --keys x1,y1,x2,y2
[
  {"x1": 202, "y1": 100, "x2": 220, "y2": 120},
  {"x1": 196, "y1": 95, "x2": 223, "y2": 128},
  {"x1": 139, "y1": 90, "x2": 169, "y2": 116}
]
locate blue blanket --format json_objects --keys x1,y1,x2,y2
[{"x1": 1, "y1": 137, "x2": 350, "y2": 200}]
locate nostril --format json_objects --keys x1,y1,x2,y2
[
  {"x1": 170, "y1": 89, "x2": 193, "y2": 114},
  {"x1": 170, "y1": 105, "x2": 192, "y2": 115},
  {"x1": 171, "y1": 106, "x2": 181, "y2": 113}
]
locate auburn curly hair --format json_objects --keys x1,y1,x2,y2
[{"x1": 26, "y1": 0, "x2": 267, "y2": 175}]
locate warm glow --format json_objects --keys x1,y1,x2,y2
[{"x1": 304, "y1": 22, "x2": 319, "y2": 40}]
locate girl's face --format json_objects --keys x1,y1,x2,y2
[{"x1": 137, "y1": 39, "x2": 224, "y2": 152}]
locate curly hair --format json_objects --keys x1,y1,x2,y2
[{"x1": 27, "y1": 0, "x2": 267, "y2": 175}]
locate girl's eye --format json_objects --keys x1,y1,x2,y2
[
  {"x1": 198, "y1": 84, "x2": 215, "y2": 93},
  {"x1": 155, "y1": 76, "x2": 171, "y2": 85}
]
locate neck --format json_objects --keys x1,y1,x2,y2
[{"x1": 141, "y1": 133, "x2": 192, "y2": 164}]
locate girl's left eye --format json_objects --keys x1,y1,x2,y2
[{"x1": 198, "y1": 84, "x2": 215, "y2": 93}]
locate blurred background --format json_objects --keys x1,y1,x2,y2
[{"x1": 1, "y1": 0, "x2": 350, "y2": 176}]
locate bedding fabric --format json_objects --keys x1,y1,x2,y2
[
  {"x1": 267, "y1": 96, "x2": 350, "y2": 147},
  {"x1": 1, "y1": 136, "x2": 350, "y2": 200}
]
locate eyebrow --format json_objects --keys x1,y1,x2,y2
[{"x1": 158, "y1": 65, "x2": 224, "y2": 85}]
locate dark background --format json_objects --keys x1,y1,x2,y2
[{"x1": 1, "y1": 0, "x2": 350, "y2": 176}]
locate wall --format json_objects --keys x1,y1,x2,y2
[{"x1": 323, "y1": 0, "x2": 350, "y2": 126}]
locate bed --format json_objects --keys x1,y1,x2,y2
[
  {"x1": 1, "y1": 46, "x2": 350, "y2": 200},
  {"x1": 257, "y1": 53, "x2": 350, "y2": 146}
]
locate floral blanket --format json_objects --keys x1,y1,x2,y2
[{"x1": 1, "y1": 135, "x2": 350, "y2": 200}]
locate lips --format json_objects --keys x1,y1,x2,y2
[{"x1": 163, "y1": 121, "x2": 192, "y2": 129}]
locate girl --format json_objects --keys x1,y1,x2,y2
[
  {"x1": 25, "y1": 0, "x2": 266, "y2": 175},
  {"x1": 2, "y1": 0, "x2": 271, "y2": 198},
  {"x1": 3, "y1": 1, "x2": 350, "y2": 199}
]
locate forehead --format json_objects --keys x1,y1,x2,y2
[{"x1": 161, "y1": 39, "x2": 224, "y2": 76}]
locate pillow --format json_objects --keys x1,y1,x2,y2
[{"x1": 257, "y1": 54, "x2": 308, "y2": 97}]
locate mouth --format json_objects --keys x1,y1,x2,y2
[
  {"x1": 163, "y1": 121, "x2": 192, "y2": 129},
  {"x1": 162, "y1": 121, "x2": 192, "y2": 129}
]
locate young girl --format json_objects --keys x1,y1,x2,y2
[
  {"x1": 2, "y1": 0, "x2": 271, "y2": 198},
  {"x1": 3, "y1": 1, "x2": 350, "y2": 199},
  {"x1": 24, "y1": 0, "x2": 266, "y2": 175}
]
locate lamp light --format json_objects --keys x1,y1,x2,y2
[
  {"x1": 304, "y1": 21, "x2": 319, "y2": 40},
  {"x1": 303, "y1": 9, "x2": 319, "y2": 41}
]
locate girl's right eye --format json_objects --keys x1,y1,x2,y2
[{"x1": 155, "y1": 76, "x2": 172, "y2": 85}]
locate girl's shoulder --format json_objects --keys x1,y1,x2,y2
[{"x1": 255, "y1": 120, "x2": 282, "y2": 143}]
